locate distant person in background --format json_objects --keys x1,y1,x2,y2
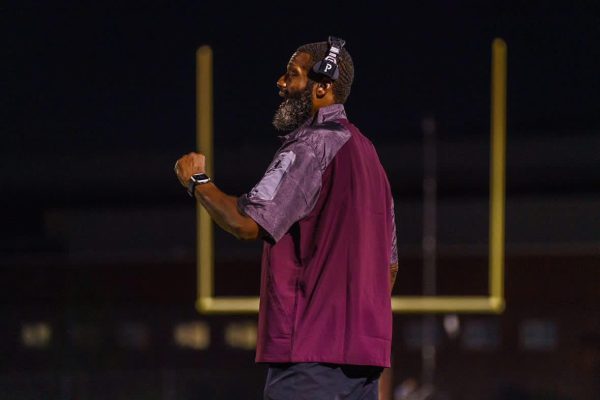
[{"x1": 175, "y1": 36, "x2": 398, "y2": 399}]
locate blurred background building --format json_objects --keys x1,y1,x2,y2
[{"x1": 2, "y1": 2, "x2": 599, "y2": 399}]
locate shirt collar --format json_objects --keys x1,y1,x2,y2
[
  {"x1": 278, "y1": 104, "x2": 347, "y2": 142},
  {"x1": 314, "y1": 103, "x2": 347, "y2": 125}
]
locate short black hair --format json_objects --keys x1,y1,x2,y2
[{"x1": 296, "y1": 41, "x2": 354, "y2": 104}]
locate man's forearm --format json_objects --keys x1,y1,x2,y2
[
  {"x1": 390, "y1": 263, "x2": 398, "y2": 294},
  {"x1": 194, "y1": 182, "x2": 259, "y2": 241}
]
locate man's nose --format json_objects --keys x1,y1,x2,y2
[{"x1": 276, "y1": 76, "x2": 286, "y2": 90}]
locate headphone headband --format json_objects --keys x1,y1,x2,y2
[{"x1": 312, "y1": 36, "x2": 346, "y2": 81}]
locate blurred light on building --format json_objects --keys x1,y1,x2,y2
[
  {"x1": 116, "y1": 322, "x2": 151, "y2": 350},
  {"x1": 461, "y1": 318, "x2": 500, "y2": 351},
  {"x1": 519, "y1": 319, "x2": 558, "y2": 351},
  {"x1": 21, "y1": 322, "x2": 52, "y2": 348},
  {"x1": 225, "y1": 321, "x2": 257, "y2": 350},
  {"x1": 173, "y1": 321, "x2": 210, "y2": 350},
  {"x1": 443, "y1": 314, "x2": 461, "y2": 339}
]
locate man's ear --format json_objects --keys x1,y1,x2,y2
[{"x1": 315, "y1": 81, "x2": 333, "y2": 99}]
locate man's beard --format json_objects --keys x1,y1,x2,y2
[{"x1": 272, "y1": 84, "x2": 313, "y2": 132}]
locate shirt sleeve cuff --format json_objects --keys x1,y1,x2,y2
[{"x1": 237, "y1": 195, "x2": 281, "y2": 243}]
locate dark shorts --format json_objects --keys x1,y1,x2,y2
[{"x1": 263, "y1": 363, "x2": 383, "y2": 400}]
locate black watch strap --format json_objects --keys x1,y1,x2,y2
[{"x1": 187, "y1": 173, "x2": 211, "y2": 197}]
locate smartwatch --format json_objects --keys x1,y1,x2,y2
[{"x1": 187, "y1": 173, "x2": 211, "y2": 197}]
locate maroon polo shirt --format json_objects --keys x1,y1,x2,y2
[{"x1": 238, "y1": 104, "x2": 397, "y2": 367}]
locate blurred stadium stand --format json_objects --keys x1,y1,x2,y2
[{"x1": 1, "y1": 130, "x2": 599, "y2": 399}]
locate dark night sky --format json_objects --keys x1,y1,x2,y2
[
  {"x1": 4, "y1": 1, "x2": 599, "y2": 154},
  {"x1": 1, "y1": 0, "x2": 599, "y2": 237}
]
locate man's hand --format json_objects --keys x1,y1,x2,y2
[
  {"x1": 173, "y1": 151, "x2": 260, "y2": 241},
  {"x1": 174, "y1": 152, "x2": 206, "y2": 188}
]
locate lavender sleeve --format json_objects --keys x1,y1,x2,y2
[
  {"x1": 237, "y1": 141, "x2": 322, "y2": 242},
  {"x1": 390, "y1": 198, "x2": 398, "y2": 265}
]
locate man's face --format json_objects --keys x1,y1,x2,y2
[{"x1": 272, "y1": 52, "x2": 314, "y2": 132}]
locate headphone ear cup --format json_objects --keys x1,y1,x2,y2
[
  {"x1": 313, "y1": 59, "x2": 340, "y2": 81},
  {"x1": 312, "y1": 37, "x2": 345, "y2": 81}
]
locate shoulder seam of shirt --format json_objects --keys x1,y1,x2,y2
[{"x1": 297, "y1": 120, "x2": 351, "y2": 172}]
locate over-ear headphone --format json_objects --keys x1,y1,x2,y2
[{"x1": 312, "y1": 36, "x2": 346, "y2": 81}]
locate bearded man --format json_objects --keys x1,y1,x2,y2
[{"x1": 175, "y1": 37, "x2": 398, "y2": 400}]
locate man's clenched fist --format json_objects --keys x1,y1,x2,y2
[{"x1": 174, "y1": 152, "x2": 206, "y2": 188}]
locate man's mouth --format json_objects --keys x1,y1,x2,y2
[{"x1": 279, "y1": 90, "x2": 287, "y2": 98}]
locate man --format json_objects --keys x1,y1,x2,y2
[{"x1": 175, "y1": 37, "x2": 398, "y2": 400}]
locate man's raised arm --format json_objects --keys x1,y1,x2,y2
[{"x1": 174, "y1": 152, "x2": 260, "y2": 241}]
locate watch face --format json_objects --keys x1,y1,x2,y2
[{"x1": 192, "y1": 173, "x2": 210, "y2": 182}]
